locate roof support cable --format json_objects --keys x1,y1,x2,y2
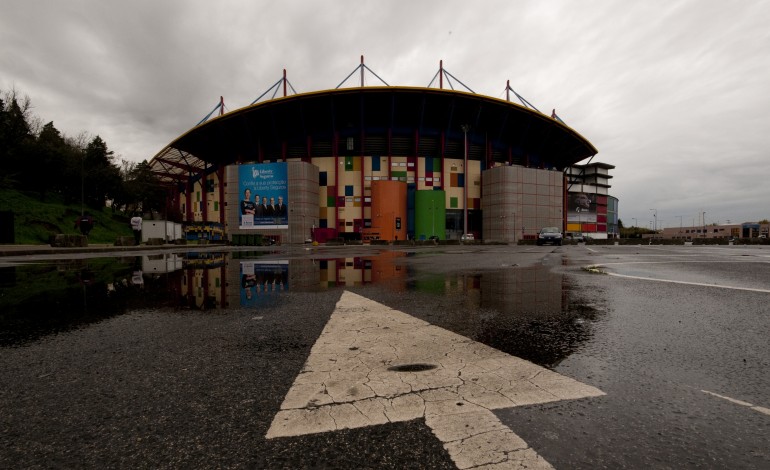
[
  {"x1": 426, "y1": 70, "x2": 441, "y2": 88},
  {"x1": 551, "y1": 109, "x2": 566, "y2": 125},
  {"x1": 442, "y1": 69, "x2": 474, "y2": 93},
  {"x1": 362, "y1": 64, "x2": 389, "y2": 86},
  {"x1": 505, "y1": 83, "x2": 542, "y2": 114},
  {"x1": 336, "y1": 56, "x2": 390, "y2": 88},
  {"x1": 445, "y1": 74, "x2": 455, "y2": 90},
  {"x1": 427, "y1": 61, "x2": 475, "y2": 93},
  {"x1": 195, "y1": 101, "x2": 223, "y2": 126},
  {"x1": 250, "y1": 77, "x2": 284, "y2": 105},
  {"x1": 336, "y1": 66, "x2": 361, "y2": 89},
  {"x1": 565, "y1": 154, "x2": 596, "y2": 191},
  {"x1": 286, "y1": 80, "x2": 298, "y2": 95}
]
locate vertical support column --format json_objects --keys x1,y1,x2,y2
[
  {"x1": 283, "y1": 69, "x2": 287, "y2": 97},
  {"x1": 186, "y1": 179, "x2": 194, "y2": 223},
  {"x1": 360, "y1": 55, "x2": 365, "y2": 87},
  {"x1": 217, "y1": 166, "x2": 225, "y2": 226},
  {"x1": 414, "y1": 129, "x2": 420, "y2": 187},
  {"x1": 360, "y1": 91, "x2": 366, "y2": 236},
  {"x1": 563, "y1": 173, "x2": 568, "y2": 234},
  {"x1": 334, "y1": 131, "x2": 340, "y2": 236},
  {"x1": 440, "y1": 131, "x2": 445, "y2": 190},
  {"x1": 387, "y1": 127, "x2": 392, "y2": 180},
  {"x1": 439, "y1": 60, "x2": 443, "y2": 89},
  {"x1": 201, "y1": 166, "x2": 208, "y2": 224},
  {"x1": 360, "y1": 127, "x2": 366, "y2": 238},
  {"x1": 462, "y1": 125, "x2": 468, "y2": 237}
]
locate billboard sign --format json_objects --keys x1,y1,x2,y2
[
  {"x1": 238, "y1": 163, "x2": 289, "y2": 229},
  {"x1": 567, "y1": 192, "x2": 596, "y2": 223}
]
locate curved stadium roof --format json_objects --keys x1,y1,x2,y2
[{"x1": 148, "y1": 86, "x2": 598, "y2": 187}]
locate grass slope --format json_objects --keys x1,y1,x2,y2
[{"x1": 0, "y1": 189, "x2": 133, "y2": 245}]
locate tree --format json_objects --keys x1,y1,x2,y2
[
  {"x1": 33, "y1": 122, "x2": 69, "y2": 200},
  {"x1": 82, "y1": 136, "x2": 122, "y2": 210},
  {"x1": 123, "y1": 160, "x2": 166, "y2": 215},
  {"x1": 0, "y1": 91, "x2": 34, "y2": 188}
]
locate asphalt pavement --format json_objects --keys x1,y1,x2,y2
[{"x1": 1, "y1": 243, "x2": 768, "y2": 469}]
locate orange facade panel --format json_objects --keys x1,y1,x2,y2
[{"x1": 364, "y1": 180, "x2": 407, "y2": 241}]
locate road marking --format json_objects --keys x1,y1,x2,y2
[
  {"x1": 266, "y1": 290, "x2": 604, "y2": 469},
  {"x1": 702, "y1": 390, "x2": 770, "y2": 416},
  {"x1": 601, "y1": 272, "x2": 770, "y2": 293}
]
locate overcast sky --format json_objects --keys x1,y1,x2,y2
[{"x1": 2, "y1": 0, "x2": 769, "y2": 227}]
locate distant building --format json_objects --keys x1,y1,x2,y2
[
  {"x1": 658, "y1": 222, "x2": 769, "y2": 240},
  {"x1": 565, "y1": 162, "x2": 617, "y2": 239}
]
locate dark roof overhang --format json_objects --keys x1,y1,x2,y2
[{"x1": 149, "y1": 87, "x2": 598, "y2": 187}]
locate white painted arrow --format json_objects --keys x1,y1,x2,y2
[{"x1": 267, "y1": 291, "x2": 604, "y2": 469}]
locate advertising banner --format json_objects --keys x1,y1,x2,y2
[
  {"x1": 238, "y1": 163, "x2": 289, "y2": 229},
  {"x1": 240, "y1": 260, "x2": 289, "y2": 307},
  {"x1": 567, "y1": 191, "x2": 597, "y2": 223}
]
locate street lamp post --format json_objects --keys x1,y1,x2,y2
[
  {"x1": 80, "y1": 151, "x2": 85, "y2": 217},
  {"x1": 649, "y1": 208, "x2": 657, "y2": 233}
]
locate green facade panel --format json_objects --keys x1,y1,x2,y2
[{"x1": 414, "y1": 190, "x2": 446, "y2": 240}]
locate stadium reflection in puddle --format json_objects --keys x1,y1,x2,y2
[{"x1": 0, "y1": 251, "x2": 600, "y2": 367}]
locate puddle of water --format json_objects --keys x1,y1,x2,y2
[{"x1": 0, "y1": 251, "x2": 602, "y2": 367}]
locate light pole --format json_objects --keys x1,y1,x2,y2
[
  {"x1": 649, "y1": 208, "x2": 657, "y2": 233},
  {"x1": 702, "y1": 211, "x2": 706, "y2": 238},
  {"x1": 80, "y1": 151, "x2": 85, "y2": 217},
  {"x1": 461, "y1": 124, "x2": 470, "y2": 238},
  {"x1": 676, "y1": 215, "x2": 683, "y2": 236}
]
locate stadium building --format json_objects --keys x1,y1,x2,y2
[{"x1": 148, "y1": 59, "x2": 607, "y2": 244}]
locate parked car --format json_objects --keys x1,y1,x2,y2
[
  {"x1": 461, "y1": 233, "x2": 475, "y2": 241},
  {"x1": 536, "y1": 227, "x2": 563, "y2": 246}
]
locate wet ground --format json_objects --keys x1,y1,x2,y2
[{"x1": 1, "y1": 244, "x2": 768, "y2": 468}]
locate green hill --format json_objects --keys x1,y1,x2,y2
[{"x1": 0, "y1": 189, "x2": 133, "y2": 245}]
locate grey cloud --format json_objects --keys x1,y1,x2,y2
[{"x1": 2, "y1": 0, "x2": 768, "y2": 223}]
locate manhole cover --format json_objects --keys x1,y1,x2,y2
[{"x1": 387, "y1": 363, "x2": 437, "y2": 372}]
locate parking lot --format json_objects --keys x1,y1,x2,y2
[{"x1": 1, "y1": 243, "x2": 768, "y2": 468}]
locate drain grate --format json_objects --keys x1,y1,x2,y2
[{"x1": 387, "y1": 363, "x2": 437, "y2": 372}]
